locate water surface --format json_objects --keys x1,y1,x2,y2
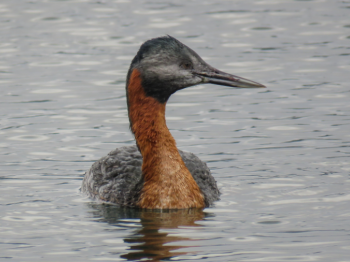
[{"x1": 1, "y1": 0, "x2": 350, "y2": 261}]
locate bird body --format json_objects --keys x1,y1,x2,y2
[
  {"x1": 82, "y1": 145, "x2": 219, "y2": 208},
  {"x1": 82, "y1": 36, "x2": 265, "y2": 209}
]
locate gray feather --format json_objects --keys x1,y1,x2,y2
[{"x1": 81, "y1": 145, "x2": 220, "y2": 207}]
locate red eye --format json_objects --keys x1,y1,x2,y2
[{"x1": 182, "y1": 62, "x2": 192, "y2": 70}]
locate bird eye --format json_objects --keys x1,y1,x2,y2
[{"x1": 181, "y1": 62, "x2": 193, "y2": 70}]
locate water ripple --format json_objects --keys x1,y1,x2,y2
[{"x1": 1, "y1": 0, "x2": 349, "y2": 261}]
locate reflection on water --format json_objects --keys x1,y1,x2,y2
[{"x1": 88, "y1": 204, "x2": 208, "y2": 261}]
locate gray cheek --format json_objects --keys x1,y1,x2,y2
[{"x1": 149, "y1": 65, "x2": 181, "y2": 81}]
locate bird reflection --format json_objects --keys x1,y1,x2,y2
[{"x1": 87, "y1": 203, "x2": 213, "y2": 261}]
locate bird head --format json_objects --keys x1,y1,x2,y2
[{"x1": 127, "y1": 35, "x2": 265, "y2": 103}]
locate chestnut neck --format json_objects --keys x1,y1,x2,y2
[{"x1": 126, "y1": 69, "x2": 205, "y2": 209}]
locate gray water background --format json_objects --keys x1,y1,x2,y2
[{"x1": 1, "y1": 0, "x2": 350, "y2": 261}]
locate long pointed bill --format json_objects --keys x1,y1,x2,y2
[{"x1": 195, "y1": 69, "x2": 265, "y2": 88}]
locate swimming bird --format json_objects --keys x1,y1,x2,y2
[{"x1": 82, "y1": 36, "x2": 265, "y2": 209}]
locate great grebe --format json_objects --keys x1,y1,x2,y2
[{"x1": 82, "y1": 36, "x2": 265, "y2": 209}]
